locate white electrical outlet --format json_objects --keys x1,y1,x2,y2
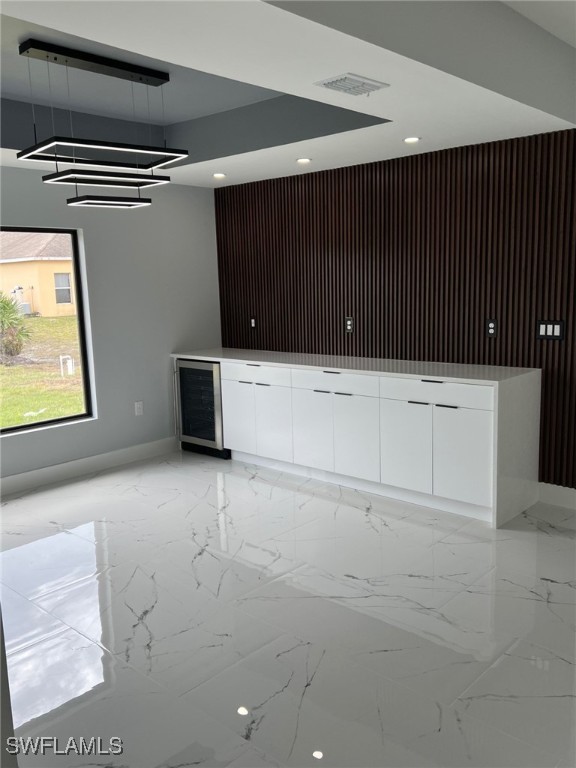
[{"x1": 134, "y1": 401, "x2": 144, "y2": 416}]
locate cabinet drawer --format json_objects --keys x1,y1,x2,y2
[
  {"x1": 379, "y1": 377, "x2": 494, "y2": 410},
  {"x1": 221, "y1": 362, "x2": 291, "y2": 387},
  {"x1": 291, "y1": 368, "x2": 378, "y2": 396}
]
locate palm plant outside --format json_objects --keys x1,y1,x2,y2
[{"x1": 0, "y1": 291, "x2": 32, "y2": 357}]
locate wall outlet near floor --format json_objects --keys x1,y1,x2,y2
[
  {"x1": 345, "y1": 316, "x2": 354, "y2": 333},
  {"x1": 134, "y1": 401, "x2": 144, "y2": 416},
  {"x1": 250, "y1": 317, "x2": 256, "y2": 328}
]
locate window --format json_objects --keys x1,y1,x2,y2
[
  {"x1": 54, "y1": 273, "x2": 72, "y2": 304},
  {"x1": 0, "y1": 227, "x2": 93, "y2": 432}
]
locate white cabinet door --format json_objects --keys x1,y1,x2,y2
[
  {"x1": 380, "y1": 398, "x2": 433, "y2": 493},
  {"x1": 433, "y1": 406, "x2": 494, "y2": 506},
  {"x1": 334, "y1": 394, "x2": 380, "y2": 482},
  {"x1": 221, "y1": 379, "x2": 256, "y2": 454},
  {"x1": 254, "y1": 384, "x2": 293, "y2": 462},
  {"x1": 292, "y1": 388, "x2": 333, "y2": 471}
]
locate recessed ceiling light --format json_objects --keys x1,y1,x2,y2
[
  {"x1": 403, "y1": 137, "x2": 421, "y2": 144},
  {"x1": 312, "y1": 751, "x2": 324, "y2": 760},
  {"x1": 297, "y1": 158, "x2": 311, "y2": 164},
  {"x1": 237, "y1": 707, "x2": 249, "y2": 716},
  {"x1": 213, "y1": 173, "x2": 226, "y2": 179}
]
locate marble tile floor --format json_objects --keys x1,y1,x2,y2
[{"x1": 0, "y1": 451, "x2": 574, "y2": 768}]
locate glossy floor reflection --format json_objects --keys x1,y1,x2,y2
[{"x1": 1, "y1": 452, "x2": 574, "y2": 767}]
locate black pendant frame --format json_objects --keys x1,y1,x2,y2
[
  {"x1": 67, "y1": 195, "x2": 152, "y2": 209},
  {"x1": 43, "y1": 169, "x2": 171, "y2": 189}
]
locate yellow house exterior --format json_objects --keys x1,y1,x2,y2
[{"x1": 0, "y1": 232, "x2": 76, "y2": 317}]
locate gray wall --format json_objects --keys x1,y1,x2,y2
[{"x1": 0, "y1": 166, "x2": 221, "y2": 478}]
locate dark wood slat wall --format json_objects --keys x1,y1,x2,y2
[{"x1": 215, "y1": 130, "x2": 576, "y2": 489}]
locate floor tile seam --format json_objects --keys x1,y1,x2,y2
[
  {"x1": 5, "y1": 618, "x2": 107, "y2": 661},
  {"x1": 19, "y1": 568, "x2": 110, "y2": 605},
  {"x1": 142, "y1": 548, "x2": 305, "y2": 600},
  {"x1": 302, "y1": 568, "x2": 472, "y2": 610},
  {"x1": 13, "y1": 571, "x2": 198, "y2": 647},
  {"x1": 456, "y1": 637, "x2": 576, "y2": 702},
  {"x1": 198, "y1": 512, "x2": 329, "y2": 551},
  {"x1": 438, "y1": 634, "x2": 521, "y2": 708},
  {"x1": 20, "y1": 589, "x2": 122, "y2": 652},
  {"x1": 228, "y1": 596, "x2": 317, "y2": 645},
  {"x1": 218, "y1": 562, "x2": 309, "y2": 603},
  {"x1": 343, "y1": 603, "x2": 506, "y2": 658},
  {"x1": 344, "y1": 649, "x2": 466, "y2": 714},
  {"x1": 445, "y1": 565, "x2": 499, "y2": 596},
  {"x1": 451, "y1": 630, "x2": 540, "y2": 703},
  {"x1": 443, "y1": 699, "x2": 570, "y2": 763},
  {"x1": 403, "y1": 706, "x2": 558, "y2": 768},
  {"x1": 346, "y1": 648, "x2": 495, "y2": 711},
  {"x1": 175, "y1": 632, "x2": 292, "y2": 700},
  {"x1": 5, "y1": 622, "x2": 73, "y2": 658},
  {"x1": 0, "y1": 528, "x2": 85, "y2": 551}
]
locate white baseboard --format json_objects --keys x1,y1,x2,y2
[
  {"x1": 539, "y1": 482, "x2": 576, "y2": 510},
  {"x1": 0, "y1": 437, "x2": 178, "y2": 497}
]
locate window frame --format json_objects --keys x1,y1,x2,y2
[{"x1": 0, "y1": 226, "x2": 94, "y2": 434}]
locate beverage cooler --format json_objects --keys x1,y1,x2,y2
[{"x1": 174, "y1": 359, "x2": 230, "y2": 458}]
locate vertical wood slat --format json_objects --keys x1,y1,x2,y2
[{"x1": 215, "y1": 129, "x2": 576, "y2": 489}]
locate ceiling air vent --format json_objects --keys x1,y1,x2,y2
[{"x1": 315, "y1": 73, "x2": 390, "y2": 96}]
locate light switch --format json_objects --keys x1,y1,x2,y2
[{"x1": 537, "y1": 320, "x2": 564, "y2": 340}]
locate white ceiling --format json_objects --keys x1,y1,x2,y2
[
  {"x1": 0, "y1": 14, "x2": 281, "y2": 124},
  {"x1": 504, "y1": 1, "x2": 576, "y2": 48},
  {"x1": 1, "y1": 1, "x2": 574, "y2": 188}
]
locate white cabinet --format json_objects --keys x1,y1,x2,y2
[
  {"x1": 254, "y1": 383, "x2": 293, "y2": 462},
  {"x1": 380, "y1": 398, "x2": 433, "y2": 493},
  {"x1": 433, "y1": 405, "x2": 493, "y2": 506},
  {"x1": 292, "y1": 388, "x2": 333, "y2": 471},
  {"x1": 380, "y1": 380, "x2": 494, "y2": 506},
  {"x1": 221, "y1": 379, "x2": 256, "y2": 454},
  {"x1": 177, "y1": 351, "x2": 540, "y2": 527},
  {"x1": 292, "y1": 388, "x2": 379, "y2": 481},
  {"x1": 334, "y1": 394, "x2": 380, "y2": 482}
]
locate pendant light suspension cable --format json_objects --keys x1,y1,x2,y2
[
  {"x1": 26, "y1": 56, "x2": 38, "y2": 143},
  {"x1": 46, "y1": 56, "x2": 59, "y2": 171},
  {"x1": 146, "y1": 83, "x2": 152, "y2": 146},
  {"x1": 130, "y1": 80, "x2": 141, "y2": 174},
  {"x1": 161, "y1": 85, "x2": 166, "y2": 149},
  {"x1": 46, "y1": 57, "x2": 56, "y2": 136},
  {"x1": 65, "y1": 62, "x2": 74, "y2": 138}
]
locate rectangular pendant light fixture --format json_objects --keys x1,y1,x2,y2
[
  {"x1": 43, "y1": 169, "x2": 171, "y2": 189},
  {"x1": 18, "y1": 137, "x2": 188, "y2": 171},
  {"x1": 67, "y1": 195, "x2": 152, "y2": 209},
  {"x1": 19, "y1": 39, "x2": 170, "y2": 87},
  {"x1": 18, "y1": 38, "x2": 187, "y2": 210}
]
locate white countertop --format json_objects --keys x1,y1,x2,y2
[{"x1": 172, "y1": 348, "x2": 539, "y2": 384}]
